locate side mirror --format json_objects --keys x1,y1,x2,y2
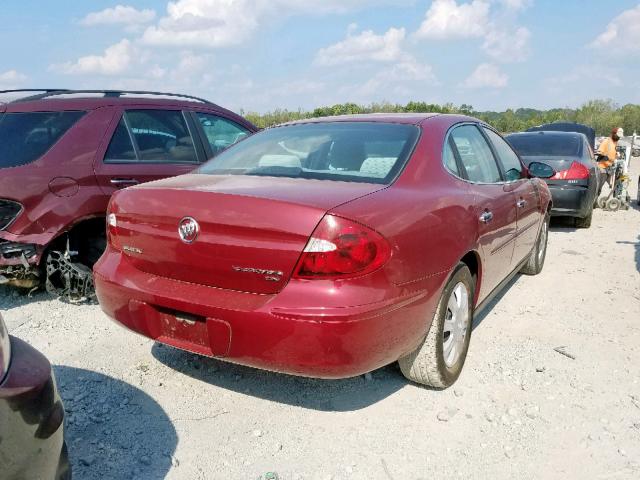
[{"x1": 528, "y1": 161, "x2": 555, "y2": 179}]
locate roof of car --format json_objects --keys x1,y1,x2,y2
[
  {"x1": 0, "y1": 89, "x2": 238, "y2": 114},
  {"x1": 279, "y1": 113, "x2": 443, "y2": 126}
]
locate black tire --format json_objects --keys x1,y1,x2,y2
[
  {"x1": 520, "y1": 213, "x2": 549, "y2": 275},
  {"x1": 398, "y1": 263, "x2": 474, "y2": 389},
  {"x1": 575, "y1": 207, "x2": 593, "y2": 228}
]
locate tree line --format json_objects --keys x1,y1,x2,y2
[{"x1": 242, "y1": 99, "x2": 640, "y2": 136}]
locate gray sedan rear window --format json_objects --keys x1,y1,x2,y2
[
  {"x1": 198, "y1": 122, "x2": 420, "y2": 184},
  {"x1": 0, "y1": 111, "x2": 85, "y2": 168}
]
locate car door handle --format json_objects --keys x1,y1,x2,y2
[
  {"x1": 479, "y1": 211, "x2": 494, "y2": 223},
  {"x1": 517, "y1": 199, "x2": 526, "y2": 208},
  {"x1": 110, "y1": 178, "x2": 139, "y2": 186}
]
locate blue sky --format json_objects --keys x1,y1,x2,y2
[{"x1": 1, "y1": 1, "x2": 639, "y2": 113}]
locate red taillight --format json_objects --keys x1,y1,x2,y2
[
  {"x1": 551, "y1": 161, "x2": 589, "y2": 180},
  {"x1": 293, "y1": 215, "x2": 391, "y2": 279}
]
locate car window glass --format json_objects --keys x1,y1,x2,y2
[
  {"x1": 0, "y1": 111, "x2": 85, "y2": 168},
  {"x1": 126, "y1": 110, "x2": 197, "y2": 163},
  {"x1": 196, "y1": 113, "x2": 250, "y2": 156},
  {"x1": 104, "y1": 118, "x2": 136, "y2": 162},
  {"x1": 451, "y1": 125, "x2": 501, "y2": 183},
  {"x1": 198, "y1": 122, "x2": 420, "y2": 185},
  {"x1": 443, "y1": 139, "x2": 459, "y2": 176},
  {"x1": 483, "y1": 128, "x2": 523, "y2": 182}
]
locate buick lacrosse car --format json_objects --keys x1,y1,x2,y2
[{"x1": 94, "y1": 114, "x2": 553, "y2": 388}]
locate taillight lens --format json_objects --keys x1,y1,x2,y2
[
  {"x1": 293, "y1": 215, "x2": 391, "y2": 279},
  {"x1": 551, "y1": 161, "x2": 589, "y2": 180},
  {"x1": 106, "y1": 212, "x2": 120, "y2": 250}
]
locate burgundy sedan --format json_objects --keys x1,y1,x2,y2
[{"x1": 94, "y1": 114, "x2": 553, "y2": 388}]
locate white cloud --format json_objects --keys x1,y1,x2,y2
[
  {"x1": 497, "y1": 0, "x2": 532, "y2": 11},
  {"x1": 142, "y1": 0, "x2": 404, "y2": 48},
  {"x1": 314, "y1": 27, "x2": 407, "y2": 66},
  {"x1": 591, "y1": 4, "x2": 640, "y2": 55},
  {"x1": 358, "y1": 59, "x2": 438, "y2": 97},
  {"x1": 482, "y1": 26, "x2": 530, "y2": 62},
  {"x1": 415, "y1": 0, "x2": 490, "y2": 40},
  {"x1": 80, "y1": 5, "x2": 156, "y2": 26},
  {"x1": 0, "y1": 70, "x2": 28, "y2": 89},
  {"x1": 461, "y1": 63, "x2": 508, "y2": 88},
  {"x1": 54, "y1": 39, "x2": 136, "y2": 76}
]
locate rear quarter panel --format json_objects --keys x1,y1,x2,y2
[{"x1": 331, "y1": 117, "x2": 482, "y2": 299}]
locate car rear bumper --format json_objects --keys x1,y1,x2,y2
[
  {"x1": 0, "y1": 336, "x2": 70, "y2": 480},
  {"x1": 94, "y1": 249, "x2": 441, "y2": 379},
  {"x1": 547, "y1": 184, "x2": 592, "y2": 217}
]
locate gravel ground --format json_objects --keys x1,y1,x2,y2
[{"x1": 2, "y1": 164, "x2": 639, "y2": 480}]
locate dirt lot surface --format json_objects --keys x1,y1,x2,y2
[{"x1": 2, "y1": 164, "x2": 639, "y2": 480}]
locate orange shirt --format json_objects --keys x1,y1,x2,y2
[{"x1": 597, "y1": 137, "x2": 617, "y2": 166}]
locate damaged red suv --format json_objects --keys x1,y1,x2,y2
[
  {"x1": 0, "y1": 89, "x2": 256, "y2": 297},
  {"x1": 95, "y1": 114, "x2": 553, "y2": 388}
]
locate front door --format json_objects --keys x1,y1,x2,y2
[{"x1": 482, "y1": 127, "x2": 541, "y2": 265}]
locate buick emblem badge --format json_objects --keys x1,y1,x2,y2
[{"x1": 178, "y1": 217, "x2": 199, "y2": 244}]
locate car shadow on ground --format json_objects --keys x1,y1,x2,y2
[
  {"x1": 549, "y1": 216, "x2": 578, "y2": 232},
  {"x1": 471, "y1": 275, "x2": 520, "y2": 332},
  {"x1": 0, "y1": 286, "x2": 50, "y2": 309},
  {"x1": 54, "y1": 366, "x2": 177, "y2": 480},
  {"x1": 151, "y1": 343, "x2": 407, "y2": 412},
  {"x1": 616, "y1": 234, "x2": 640, "y2": 274}
]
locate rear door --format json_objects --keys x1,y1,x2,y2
[
  {"x1": 94, "y1": 107, "x2": 202, "y2": 195},
  {"x1": 482, "y1": 127, "x2": 541, "y2": 265},
  {"x1": 449, "y1": 124, "x2": 517, "y2": 299}
]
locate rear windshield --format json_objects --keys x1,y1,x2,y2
[
  {"x1": 506, "y1": 134, "x2": 581, "y2": 157},
  {"x1": 198, "y1": 122, "x2": 420, "y2": 184},
  {"x1": 0, "y1": 111, "x2": 85, "y2": 168}
]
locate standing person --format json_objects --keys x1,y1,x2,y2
[{"x1": 596, "y1": 127, "x2": 623, "y2": 192}]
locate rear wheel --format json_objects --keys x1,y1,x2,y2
[
  {"x1": 520, "y1": 213, "x2": 549, "y2": 275},
  {"x1": 399, "y1": 263, "x2": 474, "y2": 389},
  {"x1": 575, "y1": 207, "x2": 593, "y2": 228}
]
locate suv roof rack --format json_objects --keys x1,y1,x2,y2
[{"x1": 1, "y1": 89, "x2": 212, "y2": 104}]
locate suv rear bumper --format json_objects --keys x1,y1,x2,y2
[{"x1": 94, "y1": 249, "x2": 439, "y2": 379}]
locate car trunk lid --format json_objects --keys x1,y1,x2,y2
[
  {"x1": 522, "y1": 155, "x2": 590, "y2": 187},
  {"x1": 110, "y1": 174, "x2": 386, "y2": 294}
]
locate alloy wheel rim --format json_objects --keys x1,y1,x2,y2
[
  {"x1": 538, "y1": 221, "x2": 548, "y2": 263},
  {"x1": 442, "y1": 282, "x2": 470, "y2": 368}
]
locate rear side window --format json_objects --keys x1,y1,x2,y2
[
  {"x1": 104, "y1": 110, "x2": 197, "y2": 164},
  {"x1": 198, "y1": 122, "x2": 420, "y2": 184},
  {"x1": 450, "y1": 125, "x2": 501, "y2": 183},
  {"x1": 0, "y1": 111, "x2": 84, "y2": 168},
  {"x1": 483, "y1": 128, "x2": 523, "y2": 182},
  {"x1": 196, "y1": 113, "x2": 250, "y2": 156}
]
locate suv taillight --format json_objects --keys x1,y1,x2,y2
[
  {"x1": 551, "y1": 161, "x2": 589, "y2": 180},
  {"x1": 293, "y1": 215, "x2": 391, "y2": 279},
  {"x1": 0, "y1": 199, "x2": 22, "y2": 230}
]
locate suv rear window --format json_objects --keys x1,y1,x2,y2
[
  {"x1": 198, "y1": 122, "x2": 420, "y2": 184},
  {"x1": 0, "y1": 111, "x2": 85, "y2": 168},
  {"x1": 506, "y1": 134, "x2": 582, "y2": 157}
]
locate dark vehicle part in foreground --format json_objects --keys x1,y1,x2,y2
[
  {"x1": 506, "y1": 131, "x2": 599, "y2": 228},
  {"x1": 0, "y1": 89, "x2": 257, "y2": 299},
  {"x1": 0, "y1": 313, "x2": 70, "y2": 479}
]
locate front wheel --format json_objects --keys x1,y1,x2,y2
[
  {"x1": 399, "y1": 263, "x2": 474, "y2": 389},
  {"x1": 520, "y1": 213, "x2": 549, "y2": 275}
]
